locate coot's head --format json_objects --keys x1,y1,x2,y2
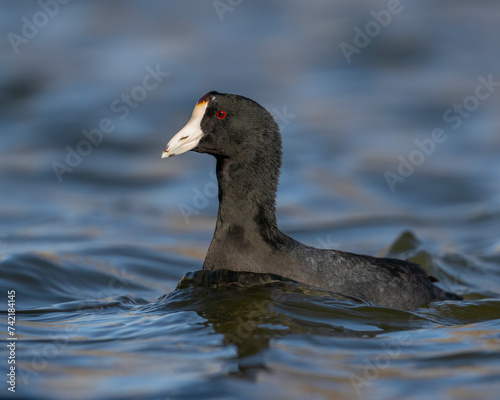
[{"x1": 162, "y1": 91, "x2": 281, "y2": 160}]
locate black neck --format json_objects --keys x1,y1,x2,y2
[
  {"x1": 214, "y1": 153, "x2": 279, "y2": 238},
  {"x1": 203, "y1": 121, "x2": 285, "y2": 271}
]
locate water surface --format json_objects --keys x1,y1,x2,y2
[{"x1": 1, "y1": 1, "x2": 500, "y2": 399}]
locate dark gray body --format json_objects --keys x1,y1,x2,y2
[
  {"x1": 205, "y1": 224, "x2": 454, "y2": 310},
  {"x1": 186, "y1": 91, "x2": 461, "y2": 310}
]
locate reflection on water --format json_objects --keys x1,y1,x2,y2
[{"x1": 1, "y1": 1, "x2": 500, "y2": 399}]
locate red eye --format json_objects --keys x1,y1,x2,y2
[{"x1": 216, "y1": 110, "x2": 226, "y2": 120}]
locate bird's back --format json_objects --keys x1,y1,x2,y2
[{"x1": 276, "y1": 237, "x2": 461, "y2": 310}]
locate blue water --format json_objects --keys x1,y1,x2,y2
[{"x1": 1, "y1": 1, "x2": 500, "y2": 399}]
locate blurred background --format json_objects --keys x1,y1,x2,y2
[
  {"x1": 1, "y1": 1, "x2": 500, "y2": 399},
  {"x1": 1, "y1": 0, "x2": 499, "y2": 258}
]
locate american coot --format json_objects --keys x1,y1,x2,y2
[{"x1": 162, "y1": 92, "x2": 462, "y2": 310}]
